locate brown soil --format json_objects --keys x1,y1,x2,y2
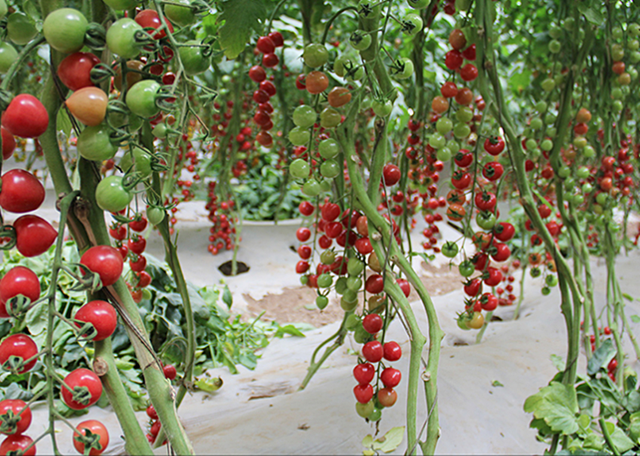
[{"x1": 243, "y1": 261, "x2": 463, "y2": 328}]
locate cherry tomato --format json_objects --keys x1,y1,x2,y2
[
  {"x1": 95, "y1": 176, "x2": 133, "y2": 213},
  {"x1": 146, "y1": 404, "x2": 158, "y2": 420},
  {"x1": 362, "y1": 341, "x2": 383, "y2": 363},
  {"x1": 80, "y1": 245, "x2": 124, "y2": 287},
  {"x1": 305, "y1": 71, "x2": 329, "y2": 94},
  {"x1": 0, "y1": 434, "x2": 35, "y2": 456},
  {"x1": 377, "y1": 387, "x2": 398, "y2": 407},
  {"x1": 353, "y1": 363, "x2": 375, "y2": 385},
  {"x1": 6, "y1": 13, "x2": 37, "y2": 45},
  {"x1": 484, "y1": 136, "x2": 505, "y2": 156},
  {"x1": 78, "y1": 124, "x2": 118, "y2": 161},
  {"x1": 0, "y1": 266, "x2": 40, "y2": 318},
  {"x1": 126, "y1": 80, "x2": 161, "y2": 119},
  {"x1": 179, "y1": 41, "x2": 210, "y2": 75},
  {"x1": 362, "y1": 314, "x2": 383, "y2": 334},
  {"x1": 66, "y1": 87, "x2": 108, "y2": 126},
  {"x1": 43, "y1": 8, "x2": 88, "y2": 53},
  {"x1": 61, "y1": 368, "x2": 103, "y2": 410},
  {"x1": 0, "y1": 334, "x2": 37, "y2": 374},
  {"x1": 0, "y1": 42, "x2": 18, "y2": 74},
  {"x1": 0, "y1": 169, "x2": 45, "y2": 213},
  {"x1": 380, "y1": 368, "x2": 401, "y2": 388},
  {"x1": 135, "y1": 9, "x2": 173, "y2": 39},
  {"x1": 0, "y1": 399, "x2": 31, "y2": 435},
  {"x1": 163, "y1": 0, "x2": 195, "y2": 26},
  {"x1": 74, "y1": 301, "x2": 117, "y2": 341},
  {"x1": 106, "y1": 18, "x2": 146, "y2": 59},
  {"x1": 494, "y1": 222, "x2": 515, "y2": 242},
  {"x1": 57, "y1": 52, "x2": 101, "y2": 92},
  {"x1": 73, "y1": 420, "x2": 109, "y2": 456},
  {"x1": 2, "y1": 95, "x2": 49, "y2": 138},
  {"x1": 383, "y1": 164, "x2": 401, "y2": 186},
  {"x1": 129, "y1": 255, "x2": 147, "y2": 273},
  {"x1": 353, "y1": 384, "x2": 374, "y2": 403},
  {"x1": 163, "y1": 364, "x2": 177, "y2": 380},
  {"x1": 14, "y1": 215, "x2": 57, "y2": 257},
  {"x1": 1, "y1": 127, "x2": 15, "y2": 160}
]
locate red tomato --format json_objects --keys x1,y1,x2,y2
[
  {"x1": 365, "y1": 274, "x2": 384, "y2": 294},
  {"x1": 74, "y1": 300, "x2": 117, "y2": 341},
  {"x1": 464, "y1": 278, "x2": 482, "y2": 297},
  {"x1": 127, "y1": 237, "x2": 146, "y2": 255},
  {"x1": 61, "y1": 368, "x2": 103, "y2": 410},
  {"x1": 362, "y1": 314, "x2": 383, "y2": 334},
  {"x1": 353, "y1": 384, "x2": 373, "y2": 403},
  {"x1": 1, "y1": 127, "x2": 16, "y2": 160},
  {"x1": 362, "y1": 341, "x2": 383, "y2": 363},
  {"x1": 377, "y1": 387, "x2": 397, "y2": 407},
  {"x1": 73, "y1": 420, "x2": 109, "y2": 456},
  {"x1": 2, "y1": 95, "x2": 49, "y2": 138},
  {"x1": 57, "y1": 52, "x2": 102, "y2": 91},
  {"x1": 135, "y1": 9, "x2": 173, "y2": 39},
  {"x1": 0, "y1": 266, "x2": 40, "y2": 318},
  {"x1": 383, "y1": 341, "x2": 402, "y2": 361},
  {"x1": 380, "y1": 368, "x2": 401, "y2": 388},
  {"x1": 494, "y1": 222, "x2": 515, "y2": 242},
  {"x1": 80, "y1": 246, "x2": 124, "y2": 287},
  {"x1": 480, "y1": 292, "x2": 498, "y2": 311},
  {"x1": 0, "y1": 169, "x2": 45, "y2": 213},
  {"x1": 383, "y1": 164, "x2": 401, "y2": 186},
  {"x1": 0, "y1": 399, "x2": 31, "y2": 435},
  {"x1": 129, "y1": 255, "x2": 147, "y2": 272},
  {"x1": 484, "y1": 267, "x2": 503, "y2": 286},
  {"x1": 484, "y1": 136, "x2": 505, "y2": 156},
  {"x1": 474, "y1": 191, "x2": 496, "y2": 211},
  {"x1": 163, "y1": 364, "x2": 177, "y2": 380},
  {"x1": 0, "y1": 434, "x2": 35, "y2": 456},
  {"x1": 353, "y1": 363, "x2": 375, "y2": 385},
  {"x1": 0, "y1": 334, "x2": 38, "y2": 374},
  {"x1": 13, "y1": 215, "x2": 58, "y2": 257}
]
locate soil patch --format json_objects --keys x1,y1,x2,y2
[{"x1": 419, "y1": 261, "x2": 464, "y2": 296}]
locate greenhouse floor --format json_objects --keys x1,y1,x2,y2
[{"x1": 22, "y1": 196, "x2": 640, "y2": 455}]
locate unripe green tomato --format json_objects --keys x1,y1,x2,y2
[
  {"x1": 535, "y1": 100, "x2": 547, "y2": 112},
  {"x1": 6, "y1": 13, "x2": 37, "y2": 45},
  {"x1": 629, "y1": 39, "x2": 640, "y2": 51},
  {"x1": 0, "y1": 0, "x2": 6, "y2": 19},
  {"x1": 289, "y1": 158, "x2": 310, "y2": 179},
  {"x1": 573, "y1": 137, "x2": 587, "y2": 149},
  {"x1": 302, "y1": 179, "x2": 321, "y2": 197},
  {"x1": 548, "y1": 40, "x2": 561, "y2": 53},
  {"x1": 530, "y1": 148, "x2": 541, "y2": 159},
  {"x1": 455, "y1": 0, "x2": 471, "y2": 11},
  {"x1": 372, "y1": 100, "x2": 393, "y2": 117},
  {"x1": 356, "y1": 401, "x2": 375, "y2": 418},
  {"x1": 563, "y1": 17, "x2": 575, "y2": 31},
  {"x1": 317, "y1": 273, "x2": 333, "y2": 289},
  {"x1": 459, "y1": 260, "x2": 475, "y2": 277},
  {"x1": 152, "y1": 123, "x2": 167, "y2": 138},
  {"x1": 300, "y1": 275, "x2": 309, "y2": 286},
  {"x1": 78, "y1": 124, "x2": 118, "y2": 161},
  {"x1": 126, "y1": 79, "x2": 161, "y2": 118},
  {"x1": 544, "y1": 112, "x2": 556, "y2": 125},
  {"x1": 179, "y1": 41, "x2": 211, "y2": 75},
  {"x1": 547, "y1": 127, "x2": 557, "y2": 138},
  {"x1": 147, "y1": 207, "x2": 165, "y2": 226},
  {"x1": 612, "y1": 27, "x2": 623, "y2": 40},
  {"x1": 289, "y1": 126, "x2": 310, "y2": 146},
  {"x1": 320, "y1": 179, "x2": 332, "y2": 192},
  {"x1": 593, "y1": 204, "x2": 603, "y2": 215},
  {"x1": 346, "y1": 65, "x2": 365, "y2": 82},
  {"x1": 316, "y1": 295, "x2": 329, "y2": 310},
  {"x1": 164, "y1": 0, "x2": 195, "y2": 27},
  {"x1": 319, "y1": 138, "x2": 340, "y2": 159},
  {"x1": 612, "y1": 100, "x2": 623, "y2": 112},
  {"x1": 530, "y1": 118, "x2": 543, "y2": 130},
  {"x1": 335, "y1": 277, "x2": 348, "y2": 295},
  {"x1": 540, "y1": 139, "x2": 553, "y2": 151},
  {"x1": 557, "y1": 165, "x2": 570, "y2": 179},
  {"x1": 345, "y1": 313, "x2": 361, "y2": 331},
  {"x1": 321, "y1": 250, "x2": 336, "y2": 265},
  {"x1": 436, "y1": 147, "x2": 452, "y2": 162},
  {"x1": 530, "y1": 267, "x2": 541, "y2": 278},
  {"x1": 368, "y1": 408, "x2": 382, "y2": 422},
  {"x1": 103, "y1": 0, "x2": 139, "y2": 8},
  {"x1": 120, "y1": 146, "x2": 152, "y2": 178},
  {"x1": 354, "y1": 325, "x2": 370, "y2": 343},
  {"x1": 436, "y1": 117, "x2": 453, "y2": 134},
  {"x1": 576, "y1": 167, "x2": 589, "y2": 179},
  {"x1": 631, "y1": 51, "x2": 640, "y2": 64},
  {"x1": 453, "y1": 123, "x2": 471, "y2": 139},
  {"x1": 611, "y1": 87, "x2": 623, "y2": 100},
  {"x1": 320, "y1": 107, "x2": 341, "y2": 128},
  {"x1": 428, "y1": 133, "x2": 446, "y2": 149},
  {"x1": 630, "y1": 23, "x2": 640, "y2": 37},
  {"x1": 0, "y1": 42, "x2": 18, "y2": 73},
  {"x1": 95, "y1": 175, "x2": 133, "y2": 212},
  {"x1": 541, "y1": 78, "x2": 555, "y2": 92},
  {"x1": 346, "y1": 276, "x2": 362, "y2": 292},
  {"x1": 525, "y1": 138, "x2": 537, "y2": 151},
  {"x1": 457, "y1": 315, "x2": 471, "y2": 330},
  {"x1": 319, "y1": 159, "x2": 338, "y2": 179},
  {"x1": 447, "y1": 140, "x2": 460, "y2": 154},
  {"x1": 611, "y1": 44, "x2": 624, "y2": 61},
  {"x1": 583, "y1": 145, "x2": 595, "y2": 158},
  {"x1": 107, "y1": 18, "x2": 145, "y2": 59},
  {"x1": 541, "y1": 286, "x2": 551, "y2": 296},
  {"x1": 581, "y1": 183, "x2": 593, "y2": 194},
  {"x1": 293, "y1": 105, "x2": 316, "y2": 129},
  {"x1": 349, "y1": 30, "x2": 371, "y2": 51},
  {"x1": 340, "y1": 297, "x2": 358, "y2": 312},
  {"x1": 303, "y1": 43, "x2": 329, "y2": 68},
  {"x1": 392, "y1": 58, "x2": 414, "y2": 79},
  {"x1": 549, "y1": 25, "x2": 562, "y2": 39},
  {"x1": 563, "y1": 177, "x2": 575, "y2": 190},
  {"x1": 402, "y1": 13, "x2": 423, "y2": 36},
  {"x1": 43, "y1": 8, "x2": 89, "y2": 54},
  {"x1": 343, "y1": 289, "x2": 358, "y2": 303},
  {"x1": 572, "y1": 194, "x2": 584, "y2": 205},
  {"x1": 596, "y1": 192, "x2": 608, "y2": 205},
  {"x1": 347, "y1": 258, "x2": 364, "y2": 275},
  {"x1": 456, "y1": 107, "x2": 474, "y2": 123}
]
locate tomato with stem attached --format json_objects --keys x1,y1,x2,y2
[
  {"x1": 78, "y1": 124, "x2": 119, "y2": 161},
  {"x1": 95, "y1": 175, "x2": 133, "y2": 213},
  {"x1": 73, "y1": 420, "x2": 109, "y2": 456},
  {"x1": 0, "y1": 434, "x2": 35, "y2": 456},
  {"x1": 0, "y1": 267, "x2": 40, "y2": 318},
  {"x1": 2, "y1": 95, "x2": 49, "y2": 138},
  {"x1": 66, "y1": 87, "x2": 109, "y2": 127},
  {"x1": 61, "y1": 368, "x2": 103, "y2": 410},
  {"x1": 0, "y1": 169, "x2": 45, "y2": 213},
  {"x1": 57, "y1": 52, "x2": 102, "y2": 91},
  {"x1": 43, "y1": 8, "x2": 89, "y2": 53},
  {"x1": 74, "y1": 301, "x2": 117, "y2": 341},
  {"x1": 0, "y1": 334, "x2": 37, "y2": 374},
  {"x1": 0, "y1": 399, "x2": 31, "y2": 435},
  {"x1": 80, "y1": 245, "x2": 124, "y2": 287},
  {"x1": 106, "y1": 18, "x2": 147, "y2": 59}
]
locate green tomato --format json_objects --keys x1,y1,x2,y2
[
  {"x1": 447, "y1": 140, "x2": 460, "y2": 154},
  {"x1": 563, "y1": 17, "x2": 575, "y2": 31},
  {"x1": 612, "y1": 27, "x2": 623, "y2": 41},
  {"x1": 611, "y1": 44, "x2": 624, "y2": 61},
  {"x1": 541, "y1": 286, "x2": 551, "y2": 296},
  {"x1": 549, "y1": 25, "x2": 562, "y2": 39},
  {"x1": 0, "y1": 0, "x2": 6, "y2": 19},
  {"x1": 402, "y1": 13, "x2": 423, "y2": 36},
  {"x1": 356, "y1": 401, "x2": 374, "y2": 418},
  {"x1": 441, "y1": 241, "x2": 459, "y2": 258},
  {"x1": 596, "y1": 192, "x2": 608, "y2": 205},
  {"x1": 349, "y1": 30, "x2": 371, "y2": 51},
  {"x1": 535, "y1": 100, "x2": 548, "y2": 112},
  {"x1": 147, "y1": 206, "x2": 165, "y2": 226},
  {"x1": 630, "y1": 23, "x2": 640, "y2": 37},
  {"x1": 343, "y1": 289, "x2": 358, "y2": 303},
  {"x1": 428, "y1": 133, "x2": 446, "y2": 149},
  {"x1": 164, "y1": 0, "x2": 195, "y2": 26},
  {"x1": 293, "y1": 105, "x2": 317, "y2": 129},
  {"x1": 408, "y1": 0, "x2": 430, "y2": 9},
  {"x1": 319, "y1": 138, "x2": 340, "y2": 159},
  {"x1": 547, "y1": 127, "x2": 557, "y2": 138},
  {"x1": 611, "y1": 87, "x2": 623, "y2": 99},
  {"x1": 120, "y1": 146, "x2": 152, "y2": 178},
  {"x1": 289, "y1": 158, "x2": 310, "y2": 179},
  {"x1": 368, "y1": 407, "x2": 382, "y2": 422},
  {"x1": 317, "y1": 273, "x2": 333, "y2": 289},
  {"x1": 103, "y1": 0, "x2": 139, "y2": 8},
  {"x1": 612, "y1": 100, "x2": 623, "y2": 112},
  {"x1": 630, "y1": 39, "x2": 640, "y2": 51},
  {"x1": 391, "y1": 58, "x2": 414, "y2": 79},
  {"x1": 458, "y1": 260, "x2": 475, "y2": 277},
  {"x1": 372, "y1": 100, "x2": 393, "y2": 117},
  {"x1": 582, "y1": 183, "x2": 593, "y2": 194},
  {"x1": 576, "y1": 166, "x2": 590, "y2": 179},
  {"x1": 78, "y1": 124, "x2": 118, "y2": 161},
  {"x1": 300, "y1": 275, "x2": 309, "y2": 286},
  {"x1": 530, "y1": 118, "x2": 543, "y2": 130},
  {"x1": 545, "y1": 274, "x2": 558, "y2": 287},
  {"x1": 335, "y1": 277, "x2": 348, "y2": 295},
  {"x1": 453, "y1": 123, "x2": 471, "y2": 139},
  {"x1": 316, "y1": 295, "x2": 329, "y2": 310},
  {"x1": 43, "y1": 8, "x2": 89, "y2": 54},
  {"x1": 541, "y1": 78, "x2": 556, "y2": 92},
  {"x1": 321, "y1": 250, "x2": 336, "y2": 265},
  {"x1": 288, "y1": 126, "x2": 310, "y2": 146},
  {"x1": 107, "y1": 18, "x2": 146, "y2": 59},
  {"x1": 179, "y1": 41, "x2": 210, "y2": 75},
  {"x1": 345, "y1": 313, "x2": 361, "y2": 331},
  {"x1": 540, "y1": 139, "x2": 553, "y2": 151},
  {"x1": 95, "y1": 175, "x2": 133, "y2": 213},
  {"x1": 353, "y1": 325, "x2": 370, "y2": 343},
  {"x1": 0, "y1": 42, "x2": 18, "y2": 73},
  {"x1": 126, "y1": 79, "x2": 161, "y2": 118},
  {"x1": 572, "y1": 194, "x2": 584, "y2": 205},
  {"x1": 573, "y1": 137, "x2": 587, "y2": 149},
  {"x1": 456, "y1": 106, "x2": 474, "y2": 123},
  {"x1": 436, "y1": 117, "x2": 453, "y2": 135},
  {"x1": 346, "y1": 276, "x2": 362, "y2": 292},
  {"x1": 476, "y1": 211, "x2": 496, "y2": 230},
  {"x1": 544, "y1": 112, "x2": 556, "y2": 124},
  {"x1": 303, "y1": 43, "x2": 329, "y2": 68},
  {"x1": 6, "y1": 13, "x2": 37, "y2": 45},
  {"x1": 320, "y1": 159, "x2": 340, "y2": 179},
  {"x1": 557, "y1": 165, "x2": 570, "y2": 179},
  {"x1": 548, "y1": 40, "x2": 561, "y2": 53},
  {"x1": 320, "y1": 107, "x2": 341, "y2": 129},
  {"x1": 340, "y1": 296, "x2": 358, "y2": 312},
  {"x1": 524, "y1": 138, "x2": 537, "y2": 151},
  {"x1": 436, "y1": 147, "x2": 452, "y2": 161},
  {"x1": 152, "y1": 123, "x2": 168, "y2": 138},
  {"x1": 347, "y1": 258, "x2": 364, "y2": 276},
  {"x1": 302, "y1": 179, "x2": 321, "y2": 197}
]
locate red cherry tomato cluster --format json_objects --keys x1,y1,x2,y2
[
  {"x1": 145, "y1": 404, "x2": 166, "y2": 446},
  {"x1": 205, "y1": 181, "x2": 237, "y2": 255}
]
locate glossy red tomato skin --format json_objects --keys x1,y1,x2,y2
[
  {"x1": 365, "y1": 274, "x2": 384, "y2": 294},
  {"x1": 353, "y1": 363, "x2": 375, "y2": 384},
  {"x1": 57, "y1": 52, "x2": 101, "y2": 91},
  {"x1": 14, "y1": 215, "x2": 58, "y2": 257},
  {"x1": 362, "y1": 341, "x2": 383, "y2": 363},
  {"x1": 61, "y1": 368, "x2": 103, "y2": 410},
  {"x1": 163, "y1": 364, "x2": 177, "y2": 380},
  {"x1": 383, "y1": 341, "x2": 402, "y2": 361},
  {"x1": 0, "y1": 334, "x2": 38, "y2": 374},
  {"x1": 0, "y1": 266, "x2": 40, "y2": 318},
  {"x1": 0, "y1": 399, "x2": 32, "y2": 435},
  {"x1": 380, "y1": 367, "x2": 402, "y2": 388},
  {"x1": 1, "y1": 128, "x2": 15, "y2": 160},
  {"x1": 2, "y1": 95, "x2": 49, "y2": 138},
  {"x1": 0, "y1": 169, "x2": 45, "y2": 213},
  {"x1": 362, "y1": 314, "x2": 383, "y2": 334},
  {"x1": 80, "y1": 246, "x2": 124, "y2": 287},
  {"x1": 353, "y1": 384, "x2": 374, "y2": 404},
  {"x1": 0, "y1": 434, "x2": 35, "y2": 456},
  {"x1": 135, "y1": 9, "x2": 173, "y2": 39},
  {"x1": 74, "y1": 420, "x2": 109, "y2": 456},
  {"x1": 74, "y1": 300, "x2": 117, "y2": 341}
]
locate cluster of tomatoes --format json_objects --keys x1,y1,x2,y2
[{"x1": 205, "y1": 181, "x2": 237, "y2": 255}]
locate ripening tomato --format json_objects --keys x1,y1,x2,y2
[
  {"x1": 66, "y1": 87, "x2": 108, "y2": 126},
  {"x1": 305, "y1": 71, "x2": 329, "y2": 94},
  {"x1": 0, "y1": 169, "x2": 45, "y2": 213},
  {"x1": 2, "y1": 95, "x2": 49, "y2": 138},
  {"x1": 0, "y1": 334, "x2": 38, "y2": 374},
  {"x1": 377, "y1": 387, "x2": 398, "y2": 407},
  {"x1": 0, "y1": 266, "x2": 40, "y2": 318},
  {"x1": 73, "y1": 420, "x2": 109, "y2": 456},
  {"x1": 0, "y1": 399, "x2": 31, "y2": 435},
  {"x1": 80, "y1": 246, "x2": 123, "y2": 287},
  {"x1": 61, "y1": 368, "x2": 103, "y2": 410},
  {"x1": 74, "y1": 300, "x2": 117, "y2": 341},
  {"x1": 135, "y1": 9, "x2": 173, "y2": 39},
  {"x1": 14, "y1": 215, "x2": 57, "y2": 257},
  {"x1": 57, "y1": 52, "x2": 101, "y2": 91}
]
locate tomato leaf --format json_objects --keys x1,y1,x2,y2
[
  {"x1": 524, "y1": 382, "x2": 579, "y2": 435},
  {"x1": 217, "y1": 0, "x2": 267, "y2": 59},
  {"x1": 604, "y1": 421, "x2": 635, "y2": 453},
  {"x1": 371, "y1": 426, "x2": 404, "y2": 453},
  {"x1": 550, "y1": 354, "x2": 566, "y2": 371},
  {"x1": 587, "y1": 339, "x2": 615, "y2": 375},
  {"x1": 577, "y1": 4, "x2": 604, "y2": 25},
  {"x1": 273, "y1": 324, "x2": 306, "y2": 338}
]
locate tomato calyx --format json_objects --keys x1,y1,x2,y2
[
  {"x1": 74, "y1": 427, "x2": 105, "y2": 453},
  {"x1": 1, "y1": 352, "x2": 36, "y2": 376},
  {"x1": 85, "y1": 22, "x2": 108, "y2": 51},
  {"x1": 0, "y1": 409, "x2": 25, "y2": 434}
]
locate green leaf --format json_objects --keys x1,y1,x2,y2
[
  {"x1": 492, "y1": 380, "x2": 504, "y2": 387},
  {"x1": 508, "y1": 67, "x2": 532, "y2": 94},
  {"x1": 631, "y1": 315, "x2": 640, "y2": 323},
  {"x1": 551, "y1": 354, "x2": 566, "y2": 371},
  {"x1": 371, "y1": 427, "x2": 404, "y2": 453},
  {"x1": 222, "y1": 284, "x2": 233, "y2": 309},
  {"x1": 273, "y1": 324, "x2": 306, "y2": 338},
  {"x1": 587, "y1": 339, "x2": 615, "y2": 375},
  {"x1": 605, "y1": 421, "x2": 635, "y2": 453},
  {"x1": 577, "y1": 4, "x2": 604, "y2": 24},
  {"x1": 524, "y1": 382, "x2": 579, "y2": 435},
  {"x1": 217, "y1": 0, "x2": 267, "y2": 59},
  {"x1": 57, "y1": 109, "x2": 73, "y2": 138}
]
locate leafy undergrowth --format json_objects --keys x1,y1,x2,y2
[{"x1": 0, "y1": 241, "x2": 304, "y2": 415}]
